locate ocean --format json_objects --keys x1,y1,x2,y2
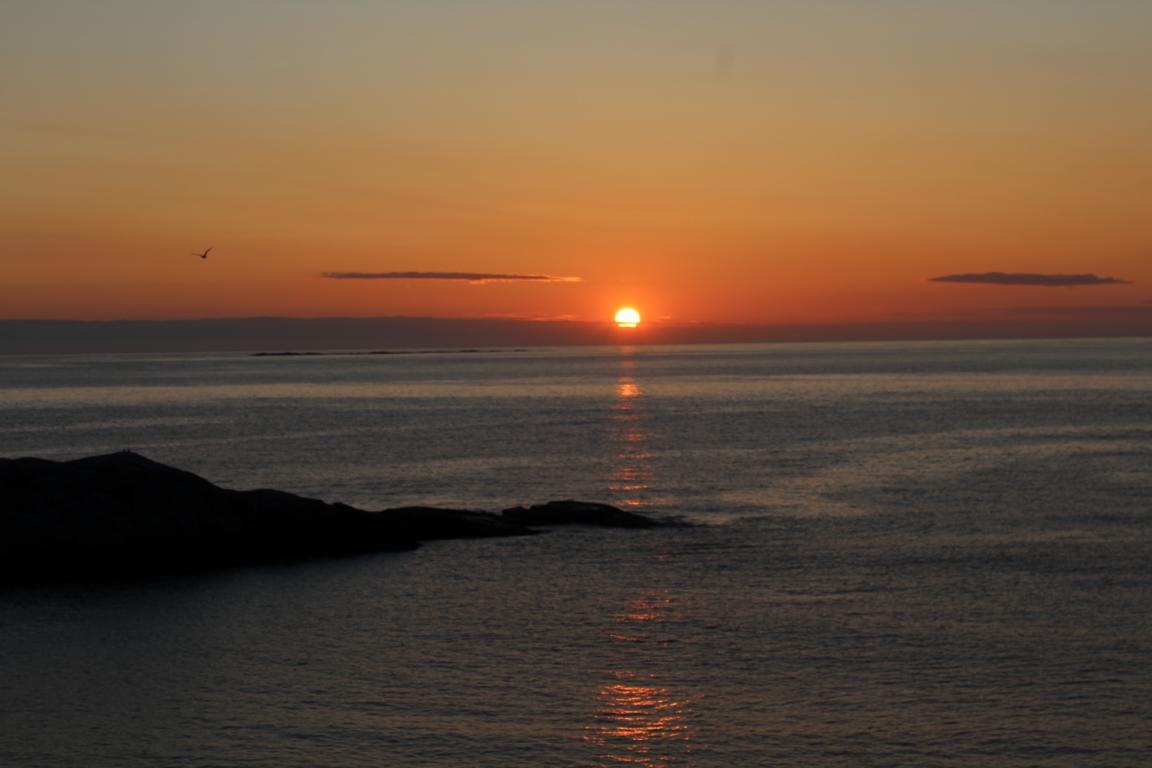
[{"x1": 1, "y1": 339, "x2": 1150, "y2": 766}]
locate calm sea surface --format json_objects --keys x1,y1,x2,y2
[{"x1": 1, "y1": 340, "x2": 1150, "y2": 766}]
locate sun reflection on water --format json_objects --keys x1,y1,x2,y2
[
  {"x1": 584, "y1": 592, "x2": 696, "y2": 766},
  {"x1": 617, "y1": 593, "x2": 675, "y2": 623},
  {"x1": 585, "y1": 671, "x2": 695, "y2": 766},
  {"x1": 585, "y1": 352, "x2": 696, "y2": 764},
  {"x1": 608, "y1": 354, "x2": 654, "y2": 508},
  {"x1": 617, "y1": 380, "x2": 641, "y2": 400}
]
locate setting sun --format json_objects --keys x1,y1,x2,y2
[{"x1": 614, "y1": 307, "x2": 641, "y2": 328}]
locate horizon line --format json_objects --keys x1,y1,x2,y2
[{"x1": 2, "y1": 314, "x2": 1150, "y2": 357}]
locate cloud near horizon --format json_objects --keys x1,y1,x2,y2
[
  {"x1": 322, "y1": 271, "x2": 581, "y2": 284},
  {"x1": 929, "y1": 272, "x2": 1133, "y2": 287}
]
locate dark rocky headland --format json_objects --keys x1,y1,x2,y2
[{"x1": 0, "y1": 452, "x2": 666, "y2": 584}]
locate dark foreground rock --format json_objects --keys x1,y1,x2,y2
[
  {"x1": 0, "y1": 452, "x2": 418, "y2": 582},
  {"x1": 0, "y1": 452, "x2": 664, "y2": 584}
]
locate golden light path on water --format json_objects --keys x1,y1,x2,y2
[
  {"x1": 583, "y1": 592, "x2": 697, "y2": 766},
  {"x1": 607, "y1": 354, "x2": 653, "y2": 508},
  {"x1": 582, "y1": 349, "x2": 697, "y2": 766}
]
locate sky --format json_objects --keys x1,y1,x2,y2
[{"x1": 3, "y1": 1, "x2": 1151, "y2": 340}]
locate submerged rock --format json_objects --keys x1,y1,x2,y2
[
  {"x1": 501, "y1": 500, "x2": 660, "y2": 528},
  {"x1": 0, "y1": 452, "x2": 666, "y2": 584},
  {"x1": 378, "y1": 506, "x2": 535, "y2": 540}
]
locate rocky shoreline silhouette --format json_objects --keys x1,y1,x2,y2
[{"x1": 0, "y1": 452, "x2": 665, "y2": 584}]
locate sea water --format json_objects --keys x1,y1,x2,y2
[{"x1": 1, "y1": 340, "x2": 1150, "y2": 766}]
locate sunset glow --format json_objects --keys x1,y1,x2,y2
[{"x1": 2, "y1": 3, "x2": 1151, "y2": 345}]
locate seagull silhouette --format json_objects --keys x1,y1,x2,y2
[{"x1": 195, "y1": 246, "x2": 213, "y2": 259}]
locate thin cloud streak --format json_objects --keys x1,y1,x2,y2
[
  {"x1": 322, "y1": 271, "x2": 581, "y2": 284},
  {"x1": 929, "y1": 272, "x2": 1133, "y2": 287}
]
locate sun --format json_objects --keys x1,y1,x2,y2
[{"x1": 614, "y1": 307, "x2": 641, "y2": 328}]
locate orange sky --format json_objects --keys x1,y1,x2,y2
[{"x1": 3, "y1": 2, "x2": 1151, "y2": 334}]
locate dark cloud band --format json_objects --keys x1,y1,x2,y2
[
  {"x1": 322, "y1": 271, "x2": 580, "y2": 284},
  {"x1": 930, "y1": 272, "x2": 1132, "y2": 287}
]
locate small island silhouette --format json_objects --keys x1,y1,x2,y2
[
  {"x1": 250, "y1": 348, "x2": 528, "y2": 357},
  {"x1": 0, "y1": 452, "x2": 665, "y2": 584}
]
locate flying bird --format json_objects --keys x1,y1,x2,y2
[{"x1": 195, "y1": 246, "x2": 213, "y2": 259}]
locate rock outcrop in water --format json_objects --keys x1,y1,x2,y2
[
  {"x1": 501, "y1": 500, "x2": 660, "y2": 528},
  {"x1": 0, "y1": 452, "x2": 665, "y2": 584},
  {"x1": 379, "y1": 506, "x2": 534, "y2": 541}
]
